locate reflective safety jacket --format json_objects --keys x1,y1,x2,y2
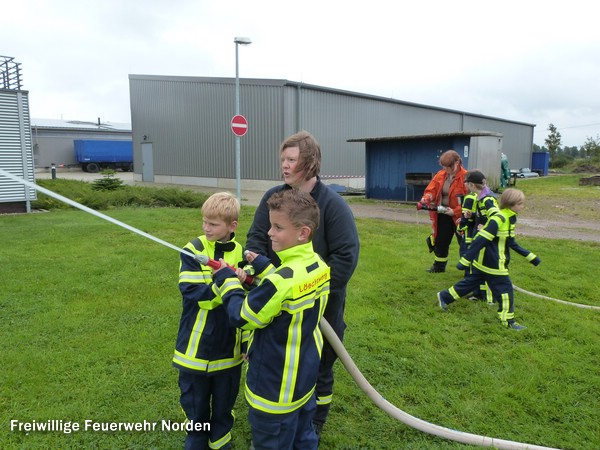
[
  {"x1": 173, "y1": 234, "x2": 246, "y2": 374},
  {"x1": 213, "y1": 242, "x2": 330, "y2": 415},
  {"x1": 421, "y1": 166, "x2": 468, "y2": 239},
  {"x1": 458, "y1": 208, "x2": 539, "y2": 276}
]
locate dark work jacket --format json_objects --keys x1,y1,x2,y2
[
  {"x1": 172, "y1": 235, "x2": 245, "y2": 374},
  {"x1": 245, "y1": 179, "x2": 359, "y2": 319}
]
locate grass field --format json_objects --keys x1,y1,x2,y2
[{"x1": 1, "y1": 177, "x2": 599, "y2": 449}]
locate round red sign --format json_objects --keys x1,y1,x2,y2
[{"x1": 231, "y1": 115, "x2": 248, "y2": 137}]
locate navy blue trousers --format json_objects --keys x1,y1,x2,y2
[
  {"x1": 439, "y1": 267, "x2": 516, "y2": 325},
  {"x1": 248, "y1": 393, "x2": 318, "y2": 450},
  {"x1": 178, "y1": 366, "x2": 241, "y2": 450},
  {"x1": 313, "y1": 288, "x2": 346, "y2": 425}
]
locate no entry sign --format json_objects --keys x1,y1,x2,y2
[{"x1": 231, "y1": 115, "x2": 248, "y2": 137}]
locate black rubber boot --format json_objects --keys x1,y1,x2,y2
[{"x1": 426, "y1": 262, "x2": 447, "y2": 273}]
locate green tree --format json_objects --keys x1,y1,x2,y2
[
  {"x1": 581, "y1": 135, "x2": 600, "y2": 160},
  {"x1": 563, "y1": 146, "x2": 580, "y2": 158},
  {"x1": 545, "y1": 124, "x2": 562, "y2": 163}
]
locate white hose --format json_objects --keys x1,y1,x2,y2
[
  {"x1": 0, "y1": 169, "x2": 564, "y2": 449},
  {"x1": 0, "y1": 168, "x2": 189, "y2": 257},
  {"x1": 320, "y1": 318, "x2": 560, "y2": 450},
  {"x1": 513, "y1": 284, "x2": 600, "y2": 311}
]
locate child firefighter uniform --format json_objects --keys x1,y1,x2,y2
[{"x1": 213, "y1": 246, "x2": 330, "y2": 415}]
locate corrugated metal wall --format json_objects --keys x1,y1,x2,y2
[
  {"x1": 0, "y1": 89, "x2": 36, "y2": 204},
  {"x1": 130, "y1": 76, "x2": 285, "y2": 181},
  {"x1": 464, "y1": 116, "x2": 533, "y2": 169},
  {"x1": 129, "y1": 75, "x2": 535, "y2": 184},
  {"x1": 293, "y1": 87, "x2": 465, "y2": 178}
]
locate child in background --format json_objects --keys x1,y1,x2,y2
[
  {"x1": 468, "y1": 170, "x2": 500, "y2": 232},
  {"x1": 463, "y1": 170, "x2": 500, "y2": 302},
  {"x1": 173, "y1": 192, "x2": 247, "y2": 450},
  {"x1": 457, "y1": 190, "x2": 477, "y2": 258},
  {"x1": 437, "y1": 188, "x2": 541, "y2": 330},
  {"x1": 213, "y1": 189, "x2": 330, "y2": 450}
]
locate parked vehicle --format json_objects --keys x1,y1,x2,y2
[{"x1": 74, "y1": 140, "x2": 133, "y2": 173}]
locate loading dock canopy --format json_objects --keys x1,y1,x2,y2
[
  {"x1": 347, "y1": 130, "x2": 502, "y2": 143},
  {"x1": 349, "y1": 130, "x2": 503, "y2": 201}
]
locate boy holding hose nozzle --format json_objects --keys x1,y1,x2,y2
[{"x1": 172, "y1": 192, "x2": 250, "y2": 450}]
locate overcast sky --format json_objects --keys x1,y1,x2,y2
[{"x1": 3, "y1": 0, "x2": 599, "y2": 147}]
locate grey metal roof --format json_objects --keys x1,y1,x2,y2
[
  {"x1": 348, "y1": 130, "x2": 503, "y2": 143},
  {"x1": 30, "y1": 118, "x2": 131, "y2": 132},
  {"x1": 128, "y1": 74, "x2": 536, "y2": 128}
]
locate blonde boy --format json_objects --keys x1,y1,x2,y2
[{"x1": 173, "y1": 192, "x2": 245, "y2": 449}]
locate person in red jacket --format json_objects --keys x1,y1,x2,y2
[{"x1": 419, "y1": 150, "x2": 468, "y2": 273}]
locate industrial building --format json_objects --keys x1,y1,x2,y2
[
  {"x1": 31, "y1": 118, "x2": 131, "y2": 169},
  {"x1": 129, "y1": 75, "x2": 536, "y2": 198}
]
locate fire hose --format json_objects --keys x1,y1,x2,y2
[
  {"x1": 0, "y1": 169, "x2": 568, "y2": 448},
  {"x1": 320, "y1": 318, "x2": 558, "y2": 450}
]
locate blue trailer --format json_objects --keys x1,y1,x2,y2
[{"x1": 74, "y1": 140, "x2": 133, "y2": 173}]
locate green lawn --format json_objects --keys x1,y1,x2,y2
[{"x1": 1, "y1": 192, "x2": 598, "y2": 449}]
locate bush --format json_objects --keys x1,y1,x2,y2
[
  {"x1": 33, "y1": 179, "x2": 210, "y2": 211},
  {"x1": 91, "y1": 170, "x2": 125, "y2": 191},
  {"x1": 549, "y1": 153, "x2": 572, "y2": 169}
]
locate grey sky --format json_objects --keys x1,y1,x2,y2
[{"x1": 3, "y1": 0, "x2": 599, "y2": 147}]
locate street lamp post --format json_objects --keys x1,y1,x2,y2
[{"x1": 234, "y1": 36, "x2": 251, "y2": 201}]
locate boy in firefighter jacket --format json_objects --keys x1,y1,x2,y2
[
  {"x1": 437, "y1": 188, "x2": 541, "y2": 330},
  {"x1": 213, "y1": 189, "x2": 330, "y2": 450},
  {"x1": 459, "y1": 170, "x2": 501, "y2": 302},
  {"x1": 173, "y1": 192, "x2": 248, "y2": 449}
]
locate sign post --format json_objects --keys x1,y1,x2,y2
[{"x1": 231, "y1": 114, "x2": 248, "y2": 200}]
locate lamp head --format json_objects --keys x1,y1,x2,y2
[{"x1": 234, "y1": 37, "x2": 252, "y2": 45}]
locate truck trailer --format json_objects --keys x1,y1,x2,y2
[{"x1": 74, "y1": 139, "x2": 133, "y2": 173}]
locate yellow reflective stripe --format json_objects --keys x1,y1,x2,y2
[
  {"x1": 242, "y1": 329, "x2": 251, "y2": 343},
  {"x1": 198, "y1": 298, "x2": 223, "y2": 309},
  {"x1": 283, "y1": 272, "x2": 330, "y2": 313},
  {"x1": 458, "y1": 256, "x2": 470, "y2": 266},
  {"x1": 240, "y1": 300, "x2": 270, "y2": 328},
  {"x1": 280, "y1": 313, "x2": 302, "y2": 404},
  {"x1": 316, "y1": 394, "x2": 333, "y2": 405},
  {"x1": 498, "y1": 233, "x2": 507, "y2": 268},
  {"x1": 214, "y1": 277, "x2": 242, "y2": 297},
  {"x1": 497, "y1": 292, "x2": 514, "y2": 323},
  {"x1": 448, "y1": 286, "x2": 460, "y2": 300},
  {"x1": 179, "y1": 270, "x2": 211, "y2": 284},
  {"x1": 172, "y1": 351, "x2": 243, "y2": 372},
  {"x1": 472, "y1": 261, "x2": 509, "y2": 275},
  {"x1": 526, "y1": 253, "x2": 537, "y2": 262},
  {"x1": 186, "y1": 309, "x2": 207, "y2": 355},
  {"x1": 246, "y1": 384, "x2": 314, "y2": 414},
  {"x1": 313, "y1": 325, "x2": 324, "y2": 357},
  {"x1": 209, "y1": 432, "x2": 232, "y2": 449},
  {"x1": 281, "y1": 296, "x2": 314, "y2": 313},
  {"x1": 256, "y1": 263, "x2": 277, "y2": 280},
  {"x1": 478, "y1": 229, "x2": 495, "y2": 240}
]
